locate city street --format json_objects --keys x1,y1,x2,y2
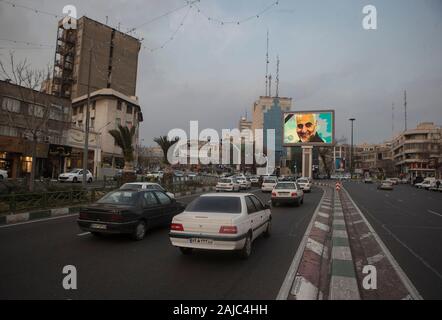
[
  {"x1": 0, "y1": 188, "x2": 323, "y2": 300},
  {"x1": 343, "y1": 182, "x2": 442, "y2": 299}
]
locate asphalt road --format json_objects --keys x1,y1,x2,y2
[
  {"x1": 0, "y1": 187, "x2": 323, "y2": 299},
  {"x1": 343, "y1": 181, "x2": 442, "y2": 300}
]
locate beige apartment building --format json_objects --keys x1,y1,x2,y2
[
  {"x1": 71, "y1": 89, "x2": 143, "y2": 177},
  {"x1": 238, "y1": 117, "x2": 252, "y2": 131},
  {"x1": 391, "y1": 122, "x2": 441, "y2": 179},
  {"x1": 51, "y1": 16, "x2": 141, "y2": 99},
  {"x1": 251, "y1": 96, "x2": 292, "y2": 131}
]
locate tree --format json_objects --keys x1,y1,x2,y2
[
  {"x1": 0, "y1": 53, "x2": 53, "y2": 191},
  {"x1": 318, "y1": 137, "x2": 347, "y2": 177},
  {"x1": 153, "y1": 136, "x2": 179, "y2": 165},
  {"x1": 108, "y1": 125, "x2": 136, "y2": 170}
]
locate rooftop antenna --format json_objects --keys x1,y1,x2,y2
[
  {"x1": 404, "y1": 90, "x2": 408, "y2": 131},
  {"x1": 265, "y1": 30, "x2": 269, "y2": 96},
  {"x1": 268, "y1": 74, "x2": 272, "y2": 97},
  {"x1": 106, "y1": 16, "x2": 109, "y2": 25},
  {"x1": 276, "y1": 55, "x2": 280, "y2": 98}
]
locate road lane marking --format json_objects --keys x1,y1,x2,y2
[
  {"x1": 428, "y1": 210, "x2": 442, "y2": 218},
  {"x1": 77, "y1": 232, "x2": 91, "y2": 236}
]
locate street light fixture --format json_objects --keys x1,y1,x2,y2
[{"x1": 349, "y1": 118, "x2": 356, "y2": 176}]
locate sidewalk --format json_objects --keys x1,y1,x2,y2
[
  {"x1": 0, "y1": 186, "x2": 216, "y2": 226},
  {"x1": 282, "y1": 184, "x2": 421, "y2": 300}
]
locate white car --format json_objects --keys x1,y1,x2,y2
[
  {"x1": 261, "y1": 177, "x2": 278, "y2": 192},
  {"x1": 169, "y1": 193, "x2": 272, "y2": 258},
  {"x1": 271, "y1": 182, "x2": 304, "y2": 207},
  {"x1": 0, "y1": 169, "x2": 7, "y2": 181},
  {"x1": 216, "y1": 178, "x2": 240, "y2": 192},
  {"x1": 120, "y1": 182, "x2": 175, "y2": 198},
  {"x1": 364, "y1": 177, "x2": 373, "y2": 183},
  {"x1": 146, "y1": 171, "x2": 163, "y2": 179},
  {"x1": 296, "y1": 178, "x2": 312, "y2": 193},
  {"x1": 58, "y1": 169, "x2": 93, "y2": 183},
  {"x1": 236, "y1": 177, "x2": 251, "y2": 190},
  {"x1": 249, "y1": 176, "x2": 259, "y2": 184}
]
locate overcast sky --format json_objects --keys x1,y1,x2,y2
[{"x1": 1, "y1": 0, "x2": 441, "y2": 146}]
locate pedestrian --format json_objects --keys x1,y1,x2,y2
[{"x1": 436, "y1": 180, "x2": 441, "y2": 189}]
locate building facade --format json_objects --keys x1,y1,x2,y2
[
  {"x1": 51, "y1": 16, "x2": 141, "y2": 99},
  {"x1": 391, "y1": 122, "x2": 441, "y2": 179}
]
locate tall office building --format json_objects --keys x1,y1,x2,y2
[{"x1": 51, "y1": 16, "x2": 141, "y2": 99}]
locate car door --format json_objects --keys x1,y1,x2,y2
[
  {"x1": 153, "y1": 191, "x2": 174, "y2": 226},
  {"x1": 245, "y1": 196, "x2": 261, "y2": 240},
  {"x1": 141, "y1": 191, "x2": 163, "y2": 228},
  {"x1": 250, "y1": 195, "x2": 269, "y2": 235}
]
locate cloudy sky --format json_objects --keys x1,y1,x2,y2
[{"x1": 1, "y1": 0, "x2": 441, "y2": 146}]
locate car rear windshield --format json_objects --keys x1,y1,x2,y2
[
  {"x1": 186, "y1": 196, "x2": 241, "y2": 214},
  {"x1": 275, "y1": 183, "x2": 296, "y2": 189},
  {"x1": 219, "y1": 178, "x2": 232, "y2": 183},
  {"x1": 298, "y1": 179, "x2": 308, "y2": 183},
  {"x1": 97, "y1": 191, "x2": 139, "y2": 205},
  {"x1": 263, "y1": 179, "x2": 276, "y2": 183},
  {"x1": 120, "y1": 184, "x2": 142, "y2": 190}
]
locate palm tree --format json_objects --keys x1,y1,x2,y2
[
  {"x1": 153, "y1": 136, "x2": 179, "y2": 165},
  {"x1": 109, "y1": 125, "x2": 136, "y2": 170}
]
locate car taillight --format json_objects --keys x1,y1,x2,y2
[
  {"x1": 110, "y1": 214, "x2": 123, "y2": 222},
  {"x1": 171, "y1": 223, "x2": 184, "y2": 231},
  {"x1": 291, "y1": 192, "x2": 297, "y2": 197},
  {"x1": 79, "y1": 212, "x2": 88, "y2": 220},
  {"x1": 219, "y1": 226, "x2": 237, "y2": 234},
  {"x1": 271, "y1": 192, "x2": 277, "y2": 197}
]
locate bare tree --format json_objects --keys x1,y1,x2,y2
[
  {"x1": 0, "y1": 52, "x2": 53, "y2": 191},
  {"x1": 317, "y1": 136, "x2": 348, "y2": 176}
]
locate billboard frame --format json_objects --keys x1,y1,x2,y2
[{"x1": 282, "y1": 109, "x2": 335, "y2": 147}]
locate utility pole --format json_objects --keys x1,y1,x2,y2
[
  {"x1": 82, "y1": 49, "x2": 92, "y2": 187},
  {"x1": 349, "y1": 118, "x2": 356, "y2": 176},
  {"x1": 276, "y1": 55, "x2": 280, "y2": 98},
  {"x1": 265, "y1": 30, "x2": 269, "y2": 96},
  {"x1": 392, "y1": 102, "x2": 395, "y2": 136}
]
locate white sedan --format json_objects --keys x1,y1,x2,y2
[
  {"x1": 296, "y1": 178, "x2": 312, "y2": 193},
  {"x1": 120, "y1": 182, "x2": 175, "y2": 198},
  {"x1": 58, "y1": 169, "x2": 93, "y2": 183},
  {"x1": 271, "y1": 182, "x2": 304, "y2": 207},
  {"x1": 261, "y1": 178, "x2": 278, "y2": 192},
  {"x1": 216, "y1": 178, "x2": 240, "y2": 192},
  {"x1": 169, "y1": 193, "x2": 272, "y2": 259},
  {"x1": 236, "y1": 177, "x2": 251, "y2": 190}
]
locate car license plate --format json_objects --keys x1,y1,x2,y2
[
  {"x1": 279, "y1": 192, "x2": 289, "y2": 196},
  {"x1": 190, "y1": 238, "x2": 213, "y2": 245},
  {"x1": 90, "y1": 223, "x2": 107, "y2": 230}
]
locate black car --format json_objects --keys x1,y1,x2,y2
[{"x1": 77, "y1": 189, "x2": 185, "y2": 240}]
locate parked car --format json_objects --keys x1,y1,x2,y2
[
  {"x1": 146, "y1": 171, "x2": 163, "y2": 179},
  {"x1": 364, "y1": 177, "x2": 373, "y2": 183},
  {"x1": 378, "y1": 181, "x2": 394, "y2": 190},
  {"x1": 249, "y1": 176, "x2": 260, "y2": 185},
  {"x1": 120, "y1": 182, "x2": 175, "y2": 198},
  {"x1": 173, "y1": 170, "x2": 185, "y2": 177},
  {"x1": 78, "y1": 189, "x2": 185, "y2": 240},
  {"x1": 413, "y1": 176, "x2": 424, "y2": 185},
  {"x1": 415, "y1": 177, "x2": 436, "y2": 189},
  {"x1": 271, "y1": 182, "x2": 304, "y2": 207},
  {"x1": 59, "y1": 169, "x2": 93, "y2": 183},
  {"x1": 169, "y1": 193, "x2": 271, "y2": 258},
  {"x1": 0, "y1": 169, "x2": 7, "y2": 180},
  {"x1": 387, "y1": 178, "x2": 400, "y2": 185},
  {"x1": 261, "y1": 177, "x2": 278, "y2": 192},
  {"x1": 216, "y1": 178, "x2": 240, "y2": 192},
  {"x1": 296, "y1": 178, "x2": 312, "y2": 193}
]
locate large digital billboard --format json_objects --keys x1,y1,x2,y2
[{"x1": 283, "y1": 110, "x2": 335, "y2": 146}]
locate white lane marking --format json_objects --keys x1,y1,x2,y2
[
  {"x1": 77, "y1": 232, "x2": 91, "y2": 236},
  {"x1": 0, "y1": 213, "x2": 78, "y2": 229},
  {"x1": 277, "y1": 189, "x2": 327, "y2": 300},
  {"x1": 428, "y1": 210, "x2": 442, "y2": 218},
  {"x1": 291, "y1": 276, "x2": 320, "y2": 300},
  {"x1": 315, "y1": 221, "x2": 330, "y2": 232},
  {"x1": 367, "y1": 253, "x2": 385, "y2": 264},
  {"x1": 306, "y1": 237, "x2": 325, "y2": 256}
]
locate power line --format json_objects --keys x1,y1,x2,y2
[
  {"x1": 0, "y1": 0, "x2": 61, "y2": 18},
  {"x1": 0, "y1": 38, "x2": 54, "y2": 48}
]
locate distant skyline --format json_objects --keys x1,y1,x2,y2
[{"x1": 1, "y1": 0, "x2": 441, "y2": 146}]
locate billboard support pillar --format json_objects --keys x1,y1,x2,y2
[{"x1": 301, "y1": 146, "x2": 313, "y2": 179}]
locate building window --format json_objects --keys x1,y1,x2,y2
[
  {"x1": 21, "y1": 156, "x2": 32, "y2": 173},
  {"x1": 28, "y1": 104, "x2": 45, "y2": 118},
  {"x1": 91, "y1": 101, "x2": 96, "y2": 110},
  {"x1": 73, "y1": 106, "x2": 77, "y2": 116},
  {"x1": 90, "y1": 117, "x2": 95, "y2": 129},
  {"x1": 126, "y1": 105, "x2": 133, "y2": 114},
  {"x1": 78, "y1": 120, "x2": 83, "y2": 127},
  {"x1": 79, "y1": 105, "x2": 84, "y2": 114},
  {"x1": 1, "y1": 97, "x2": 21, "y2": 113},
  {"x1": 117, "y1": 100, "x2": 122, "y2": 111},
  {"x1": 50, "y1": 104, "x2": 63, "y2": 121}
]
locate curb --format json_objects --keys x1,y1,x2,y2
[{"x1": 0, "y1": 187, "x2": 217, "y2": 227}]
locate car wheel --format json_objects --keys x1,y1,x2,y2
[
  {"x1": 295, "y1": 199, "x2": 301, "y2": 207},
  {"x1": 131, "y1": 220, "x2": 147, "y2": 241},
  {"x1": 263, "y1": 220, "x2": 271, "y2": 238},
  {"x1": 239, "y1": 234, "x2": 252, "y2": 259},
  {"x1": 72, "y1": 177, "x2": 77, "y2": 183},
  {"x1": 0, "y1": 175, "x2": 3, "y2": 181},
  {"x1": 301, "y1": 197, "x2": 304, "y2": 205},
  {"x1": 88, "y1": 178, "x2": 92, "y2": 183},
  {"x1": 179, "y1": 247, "x2": 193, "y2": 255}
]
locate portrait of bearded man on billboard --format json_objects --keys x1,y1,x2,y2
[{"x1": 295, "y1": 113, "x2": 325, "y2": 143}]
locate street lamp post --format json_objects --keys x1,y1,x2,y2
[{"x1": 349, "y1": 118, "x2": 356, "y2": 176}]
